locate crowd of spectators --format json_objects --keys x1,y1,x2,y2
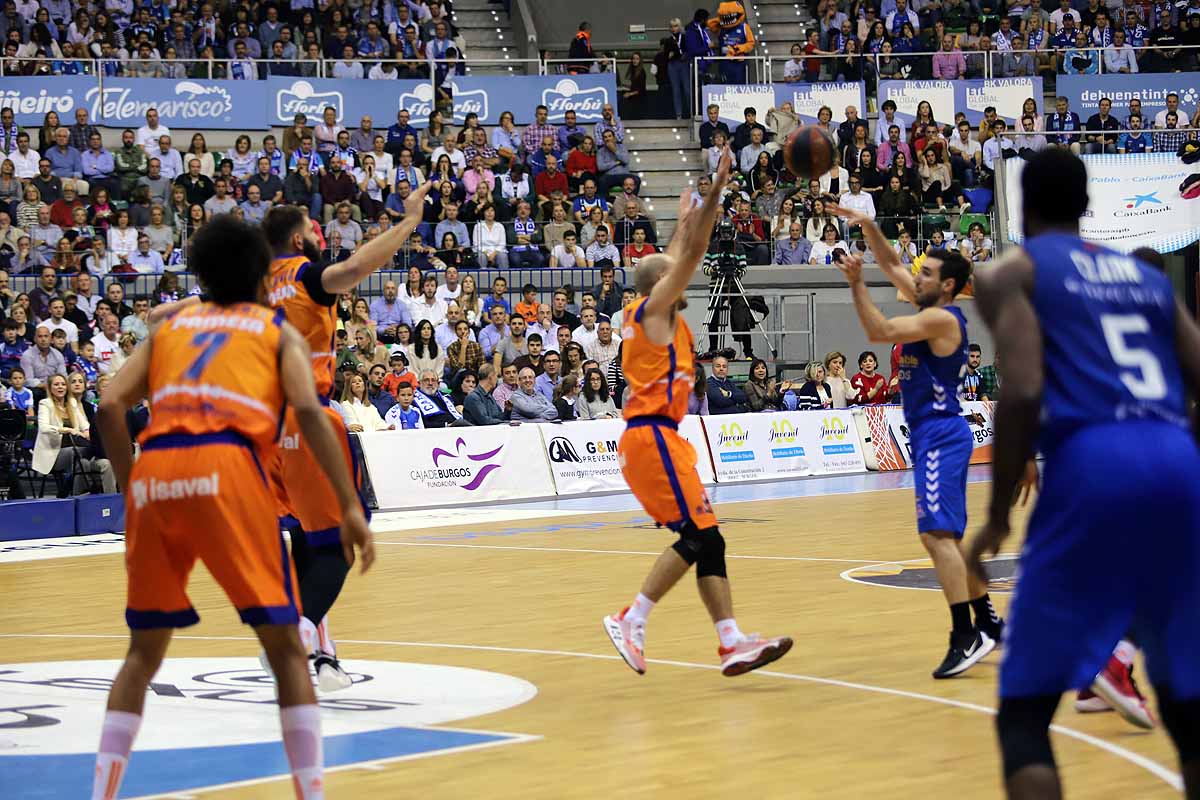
[
  {"x1": 1, "y1": 0, "x2": 483, "y2": 91},
  {"x1": 0, "y1": 96, "x2": 660, "y2": 276},
  {"x1": 788, "y1": 0, "x2": 1200, "y2": 83},
  {"x1": 696, "y1": 88, "x2": 1197, "y2": 265}
]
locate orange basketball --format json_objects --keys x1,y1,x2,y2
[{"x1": 783, "y1": 125, "x2": 837, "y2": 180}]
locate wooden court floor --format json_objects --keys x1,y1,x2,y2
[{"x1": 0, "y1": 481, "x2": 1183, "y2": 799}]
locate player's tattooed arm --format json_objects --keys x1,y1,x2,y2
[
  {"x1": 836, "y1": 254, "x2": 957, "y2": 346},
  {"x1": 827, "y1": 204, "x2": 916, "y2": 303},
  {"x1": 968, "y1": 249, "x2": 1042, "y2": 576}
]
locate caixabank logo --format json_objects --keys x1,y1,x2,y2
[{"x1": 0, "y1": 658, "x2": 537, "y2": 798}]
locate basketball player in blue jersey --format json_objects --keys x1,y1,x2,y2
[
  {"x1": 831, "y1": 204, "x2": 1002, "y2": 679},
  {"x1": 969, "y1": 148, "x2": 1200, "y2": 799}
]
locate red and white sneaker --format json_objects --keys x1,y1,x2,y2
[
  {"x1": 718, "y1": 634, "x2": 793, "y2": 677},
  {"x1": 1073, "y1": 688, "x2": 1111, "y2": 713},
  {"x1": 1090, "y1": 655, "x2": 1157, "y2": 730},
  {"x1": 602, "y1": 608, "x2": 646, "y2": 675}
]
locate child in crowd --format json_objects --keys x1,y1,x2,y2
[
  {"x1": 49, "y1": 329, "x2": 77, "y2": 371},
  {"x1": 73, "y1": 340, "x2": 99, "y2": 387},
  {"x1": 1, "y1": 320, "x2": 28, "y2": 379},
  {"x1": 7, "y1": 368, "x2": 34, "y2": 417},
  {"x1": 514, "y1": 283, "x2": 539, "y2": 325},
  {"x1": 381, "y1": 350, "x2": 417, "y2": 396},
  {"x1": 384, "y1": 383, "x2": 423, "y2": 430}
]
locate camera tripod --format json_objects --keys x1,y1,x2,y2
[{"x1": 700, "y1": 267, "x2": 777, "y2": 360}]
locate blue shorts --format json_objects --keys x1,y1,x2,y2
[
  {"x1": 1000, "y1": 422, "x2": 1200, "y2": 700},
  {"x1": 911, "y1": 415, "x2": 972, "y2": 538}
]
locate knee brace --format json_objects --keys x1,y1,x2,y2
[
  {"x1": 996, "y1": 695, "x2": 1060, "y2": 778},
  {"x1": 1158, "y1": 686, "x2": 1200, "y2": 764},
  {"x1": 671, "y1": 524, "x2": 727, "y2": 578}
]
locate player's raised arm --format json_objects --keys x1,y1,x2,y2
[
  {"x1": 319, "y1": 181, "x2": 434, "y2": 294},
  {"x1": 827, "y1": 203, "x2": 917, "y2": 303},
  {"x1": 147, "y1": 295, "x2": 201, "y2": 324},
  {"x1": 644, "y1": 146, "x2": 735, "y2": 317},
  {"x1": 835, "y1": 253, "x2": 957, "y2": 344},
  {"x1": 96, "y1": 335, "x2": 153, "y2": 489},
  {"x1": 277, "y1": 322, "x2": 375, "y2": 573},
  {"x1": 967, "y1": 250, "x2": 1043, "y2": 574}
]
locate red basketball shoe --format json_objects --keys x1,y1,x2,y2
[
  {"x1": 1087, "y1": 655, "x2": 1157, "y2": 729},
  {"x1": 602, "y1": 607, "x2": 646, "y2": 675},
  {"x1": 718, "y1": 633, "x2": 793, "y2": 677}
]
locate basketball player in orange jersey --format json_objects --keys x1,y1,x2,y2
[
  {"x1": 602, "y1": 147, "x2": 792, "y2": 676},
  {"x1": 260, "y1": 183, "x2": 431, "y2": 690},
  {"x1": 90, "y1": 216, "x2": 374, "y2": 800}
]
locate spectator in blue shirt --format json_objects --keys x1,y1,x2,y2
[
  {"x1": 706, "y1": 356, "x2": 748, "y2": 413},
  {"x1": 571, "y1": 179, "x2": 609, "y2": 224},
  {"x1": 481, "y1": 277, "x2": 513, "y2": 318},
  {"x1": 46, "y1": 128, "x2": 83, "y2": 179},
  {"x1": 774, "y1": 222, "x2": 814, "y2": 265},
  {"x1": 369, "y1": 280, "x2": 413, "y2": 344},
  {"x1": 386, "y1": 110, "x2": 420, "y2": 157},
  {"x1": 556, "y1": 109, "x2": 587, "y2": 152},
  {"x1": 358, "y1": 21, "x2": 389, "y2": 58},
  {"x1": 81, "y1": 133, "x2": 118, "y2": 200},
  {"x1": 1, "y1": 320, "x2": 29, "y2": 379},
  {"x1": 1118, "y1": 114, "x2": 1152, "y2": 153}
]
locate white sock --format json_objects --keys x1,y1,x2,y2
[
  {"x1": 625, "y1": 593, "x2": 655, "y2": 625},
  {"x1": 317, "y1": 617, "x2": 336, "y2": 657},
  {"x1": 92, "y1": 710, "x2": 142, "y2": 800},
  {"x1": 281, "y1": 704, "x2": 324, "y2": 800},
  {"x1": 716, "y1": 618, "x2": 743, "y2": 649},
  {"x1": 1114, "y1": 639, "x2": 1137, "y2": 667},
  {"x1": 298, "y1": 616, "x2": 318, "y2": 657}
]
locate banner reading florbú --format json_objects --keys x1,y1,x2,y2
[
  {"x1": 1004, "y1": 153, "x2": 1200, "y2": 253},
  {"x1": 703, "y1": 83, "x2": 866, "y2": 128},
  {"x1": 878, "y1": 78, "x2": 1042, "y2": 127},
  {"x1": 450, "y1": 75, "x2": 618, "y2": 125}
]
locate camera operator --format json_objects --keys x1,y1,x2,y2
[{"x1": 702, "y1": 218, "x2": 755, "y2": 360}]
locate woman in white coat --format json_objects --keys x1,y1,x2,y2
[
  {"x1": 33, "y1": 373, "x2": 116, "y2": 493},
  {"x1": 339, "y1": 374, "x2": 392, "y2": 433}
]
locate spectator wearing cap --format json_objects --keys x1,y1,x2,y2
[{"x1": 732, "y1": 107, "x2": 768, "y2": 155}]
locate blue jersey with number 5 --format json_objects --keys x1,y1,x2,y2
[{"x1": 1027, "y1": 232, "x2": 1189, "y2": 449}]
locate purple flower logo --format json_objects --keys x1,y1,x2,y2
[{"x1": 430, "y1": 438, "x2": 504, "y2": 491}]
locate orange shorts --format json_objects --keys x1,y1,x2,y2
[
  {"x1": 619, "y1": 418, "x2": 718, "y2": 532},
  {"x1": 273, "y1": 404, "x2": 368, "y2": 547},
  {"x1": 125, "y1": 432, "x2": 299, "y2": 629}
]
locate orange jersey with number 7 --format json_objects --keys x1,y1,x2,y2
[{"x1": 140, "y1": 302, "x2": 286, "y2": 453}]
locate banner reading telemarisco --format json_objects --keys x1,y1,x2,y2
[
  {"x1": 1004, "y1": 153, "x2": 1200, "y2": 253},
  {"x1": 878, "y1": 78, "x2": 1043, "y2": 127},
  {"x1": 703, "y1": 83, "x2": 866, "y2": 128},
  {"x1": 0, "y1": 75, "x2": 619, "y2": 129}
]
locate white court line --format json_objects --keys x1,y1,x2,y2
[
  {"x1": 372, "y1": 540, "x2": 919, "y2": 565},
  {"x1": 0, "y1": 633, "x2": 1179, "y2": 793}
]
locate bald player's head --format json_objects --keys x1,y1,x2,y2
[{"x1": 634, "y1": 254, "x2": 689, "y2": 310}]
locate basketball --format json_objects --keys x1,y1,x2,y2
[{"x1": 783, "y1": 125, "x2": 837, "y2": 180}]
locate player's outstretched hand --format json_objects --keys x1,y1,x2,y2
[
  {"x1": 834, "y1": 252, "x2": 864, "y2": 284},
  {"x1": 676, "y1": 188, "x2": 695, "y2": 228},
  {"x1": 340, "y1": 507, "x2": 376, "y2": 575},
  {"x1": 966, "y1": 519, "x2": 1009, "y2": 584},
  {"x1": 404, "y1": 180, "x2": 433, "y2": 218},
  {"x1": 825, "y1": 202, "x2": 870, "y2": 229}
]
